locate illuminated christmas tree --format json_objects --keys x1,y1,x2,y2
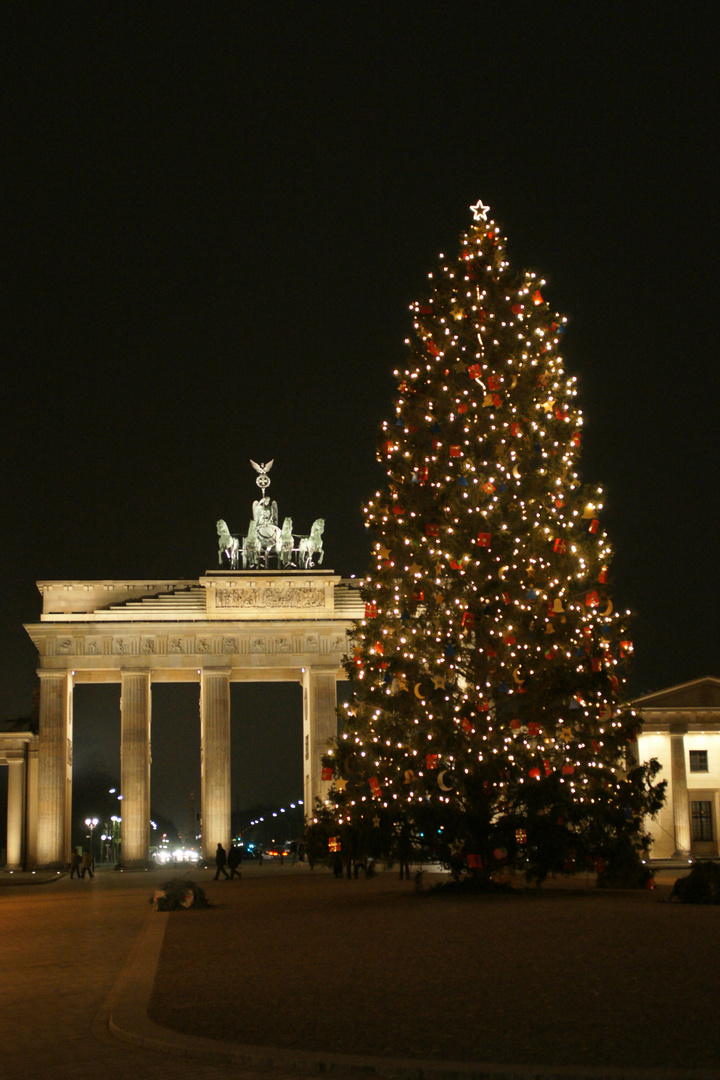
[{"x1": 317, "y1": 202, "x2": 665, "y2": 884}]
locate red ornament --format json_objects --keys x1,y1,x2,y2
[
  {"x1": 425, "y1": 524, "x2": 439, "y2": 537},
  {"x1": 321, "y1": 766, "x2": 333, "y2": 781},
  {"x1": 461, "y1": 719, "x2": 474, "y2": 735},
  {"x1": 364, "y1": 602, "x2": 377, "y2": 618},
  {"x1": 585, "y1": 591, "x2": 600, "y2": 608},
  {"x1": 477, "y1": 532, "x2": 492, "y2": 547},
  {"x1": 467, "y1": 363, "x2": 482, "y2": 380},
  {"x1": 478, "y1": 699, "x2": 489, "y2": 712},
  {"x1": 515, "y1": 828, "x2": 527, "y2": 844},
  {"x1": 426, "y1": 753, "x2": 439, "y2": 769},
  {"x1": 369, "y1": 777, "x2": 382, "y2": 798},
  {"x1": 562, "y1": 765, "x2": 575, "y2": 775},
  {"x1": 427, "y1": 341, "x2": 440, "y2": 356},
  {"x1": 328, "y1": 836, "x2": 341, "y2": 853},
  {"x1": 528, "y1": 767, "x2": 541, "y2": 780},
  {"x1": 392, "y1": 505, "x2": 405, "y2": 516},
  {"x1": 553, "y1": 538, "x2": 567, "y2": 553},
  {"x1": 532, "y1": 290, "x2": 544, "y2": 305},
  {"x1": 461, "y1": 611, "x2": 475, "y2": 627},
  {"x1": 571, "y1": 431, "x2": 581, "y2": 447},
  {"x1": 467, "y1": 853, "x2": 483, "y2": 869},
  {"x1": 591, "y1": 657, "x2": 602, "y2": 672},
  {"x1": 487, "y1": 374, "x2": 501, "y2": 391},
  {"x1": 598, "y1": 567, "x2": 608, "y2": 583},
  {"x1": 449, "y1": 445, "x2": 463, "y2": 457},
  {"x1": 503, "y1": 633, "x2": 516, "y2": 645},
  {"x1": 458, "y1": 403, "x2": 468, "y2": 414},
  {"x1": 511, "y1": 421, "x2": 522, "y2": 437},
  {"x1": 412, "y1": 590, "x2": 425, "y2": 603},
  {"x1": 413, "y1": 466, "x2": 429, "y2": 483},
  {"x1": 528, "y1": 722, "x2": 541, "y2": 737},
  {"x1": 511, "y1": 303, "x2": 524, "y2": 315},
  {"x1": 493, "y1": 847, "x2": 508, "y2": 860}
]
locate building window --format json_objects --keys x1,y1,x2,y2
[
  {"x1": 689, "y1": 750, "x2": 709, "y2": 772},
  {"x1": 691, "y1": 801, "x2": 714, "y2": 842}
]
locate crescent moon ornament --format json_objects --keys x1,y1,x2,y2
[
  {"x1": 414, "y1": 682, "x2": 425, "y2": 700},
  {"x1": 512, "y1": 463, "x2": 521, "y2": 479},
  {"x1": 509, "y1": 373, "x2": 518, "y2": 389},
  {"x1": 601, "y1": 599, "x2": 613, "y2": 616},
  {"x1": 513, "y1": 667, "x2": 525, "y2": 684},
  {"x1": 437, "y1": 770, "x2": 456, "y2": 792},
  {"x1": 499, "y1": 565, "x2": 509, "y2": 580}
]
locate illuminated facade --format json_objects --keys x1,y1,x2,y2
[
  {"x1": 16, "y1": 572, "x2": 363, "y2": 868},
  {"x1": 633, "y1": 677, "x2": 720, "y2": 860}
]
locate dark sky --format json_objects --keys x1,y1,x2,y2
[{"x1": 2, "y1": 5, "x2": 718, "y2": 830}]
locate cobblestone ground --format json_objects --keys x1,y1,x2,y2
[{"x1": 150, "y1": 865, "x2": 720, "y2": 1074}]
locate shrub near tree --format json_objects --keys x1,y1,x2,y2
[{"x1": 313, "y1": 202, "x2": 665, "y2": 885}]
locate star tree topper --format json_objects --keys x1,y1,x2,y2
[{"x1": 470, "y1": 198, "x2": 490, "y2": 222}]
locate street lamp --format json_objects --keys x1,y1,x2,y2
[
  {"x1": 85, "y1": 817, "x2": 99, "y2": 866},
  {"x1": 110, "y1": 815, "x2": 121, "y2": 863}
]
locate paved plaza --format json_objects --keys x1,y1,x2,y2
[{"x1": 1, "y1": 861, "x2": 718, "y2": 1080}]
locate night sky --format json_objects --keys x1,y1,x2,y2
[{"x1": 2, "y1": 6, "x2": 718, "y2": 833}]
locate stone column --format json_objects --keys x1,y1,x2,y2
[
  {"x1": 200, "y1": 670, "x2": 231, "y2": 861},
  {"x1": 5, "y1": 748, "x2": 27, "y2": 869},
  {"x1": 36, "y1": 671, "x2": 73, "y2": 867},
  {"x1": 120, "y1": 671, "x2": 152, "y2": 866},
  {"x1": 670, "y1": 723, "x2": 691, "y2": 857},
  {"x1": 302, "y1": 666, "x2": 338, "y2": 817}
]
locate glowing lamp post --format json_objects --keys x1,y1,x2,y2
[{"x1": 85, "y1": 817, "x2": 99, "y2": 866}]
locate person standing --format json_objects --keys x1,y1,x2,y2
[
  {"x1": 213, "y1": 842, "x2": 230, "y2": 880},
  {"x1": 227, "y1": 843, "x2": 242, "y2": 879},
  {"x1": 80, "y1": 849, "x2": 94, "y2": 879},
  {"x1": 69, "y1": 848, "x2": 80, "y2": 879}
]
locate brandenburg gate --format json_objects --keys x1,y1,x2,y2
[
  {"x1": 19, "y1": 461, "x2": 364, "y2": 869},
  {"x1": 24, "y1": 571, "x2": 363, "y2": 867}
]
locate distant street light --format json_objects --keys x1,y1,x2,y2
[{"x1": 84, "y1": 817, "x2": 99, "y2": 865}]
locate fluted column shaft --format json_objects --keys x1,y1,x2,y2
[
  {"x1": 200, "y1": 670, "x2": 231, "y2": 860},
  {"x1": 5, "y1": 750, "x2": 27, "y2": 869},
  {"x1": 670, "y1": 726, "x2": 691, "y2": 856},
  {"x1": 302, "y1": 667, "x2": 338, "y2": 818},
  {"x1": 120, "y1": 671, "x2": 152, "y2": 866},
  {"x1": 36, "y1": 672, "x2": 73, "y2": 866}
]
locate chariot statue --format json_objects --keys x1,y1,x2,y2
[{"x1": 216, "y1": 460, "x2": 325, "y2": 571}]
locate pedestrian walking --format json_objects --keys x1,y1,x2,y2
[
  {"x1": 227, "y1": 842, "x2": 242, "y2": 879},
  {"x1": 213, "y1": 842, "x2": 230, "y2": 880},
  {"x1": 80, "y1": 849, "x2": 94, "y2": 879},
  {"x1": 69, "y1": 848, "x2": 80, "y2": 878}
]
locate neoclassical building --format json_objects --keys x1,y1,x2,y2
[
  {"x1": 632, "y1": 676, "x2": 720, "y2": 860},
  {"x1": 2, "y1": 571, "x2": 363, "y2": 869}
]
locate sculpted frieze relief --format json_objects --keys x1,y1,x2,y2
[{"x1": 215, "y1": 586, "x2": 325, "y2": 609}]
